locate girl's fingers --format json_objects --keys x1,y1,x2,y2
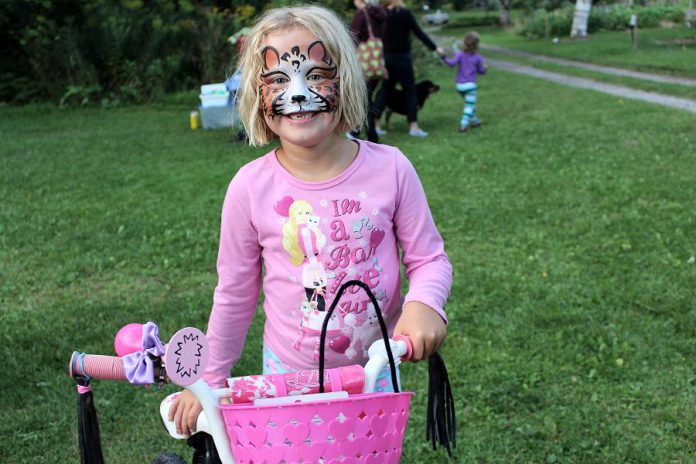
[
  {"x1": 409, "y1": 335, "x2": 423, "y2": 361},
  {"x1": 168, "y1": 398, "x2": 179, "y2": 421},
  {"x1": 418, "y1": 330, "x2": 445, "y2": 360},
  {"x1": 424, "y1": 336, "x2": 436, "y2": 359},
  {"x1": 175, "y1": 400, "x2": 192, "y2": 436},
  {"x1": 174, "y1": 404, "x2": 183, "y2": 434},
  {"x1": 187, "y1": 404, "x2": 198, "y2": 435},
  {"x1": 430, "y1": 336, "x2": 443, "y2": 356}
]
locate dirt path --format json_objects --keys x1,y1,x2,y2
[
  {"x1": 486, "y1": 57, "x2": 696, "y2": 114},
  {"x1": 429, "y1": 28, "x2": 696, "y2": 113},
  {"x1": 482, "y1": 45, "x2": 696, "y2": 88}
]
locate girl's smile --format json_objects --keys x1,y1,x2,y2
[{"x1": 287, "y1": 111, "x2": 318, "y2": 122}]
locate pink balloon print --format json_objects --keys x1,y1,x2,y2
[
  {"x1": 369, "y1": 228, "x2": 385, "y2": 249},
  {"x1": 273, "y1": 195, "x2": 294, "y2": 217},
  {"x1": 329, "y1": 335, "x2": 350, "y2": 354}
]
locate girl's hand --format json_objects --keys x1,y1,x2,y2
[
  {"x1": 168, "y1": 389, "x2": 202, "y2": 436},
  {"x1": 394, "y1": 302, "x2": 447, "y2": 361}
]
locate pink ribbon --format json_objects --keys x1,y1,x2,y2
[{"x1": 77, "y1": 384, "x2": 92, "y2": 394}]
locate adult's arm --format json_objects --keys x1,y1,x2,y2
[
  {"x1": 406, "y1": 8, "x2": 437, "y2": 51},
  {"x1": 350, "y1": 8, "x2": 367, "y2": 44},
  {"x1": 370, "y1": 6, "x2": 388, "y2": 38}
]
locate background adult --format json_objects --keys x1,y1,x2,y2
[
  {"x1": 375, "y1": 0, "x2": 444, "y2": 137},
  {"x1": 349, "y1": 0, "x2": 388, "y2": 143}
]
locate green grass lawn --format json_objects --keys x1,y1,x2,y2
[
  {"x1": 481, "y1": 48, "x2": 696, "y2": 100},
  {"x1": 2, "y1": 62, "x2": 696, "y2": 463},
  {"x1": 442, "y1": 26, "x2": 696, "y2": 77}
]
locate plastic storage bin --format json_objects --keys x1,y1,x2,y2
[
  {"x1": 200, "y1": 93, "x2": 230, "y2": 108},
  {"x1": 200, "y1": 106, "x2": 237, "y2": 129},
  {"x1": 200, "y1": 83, "x2": 230, "y2": 108}
]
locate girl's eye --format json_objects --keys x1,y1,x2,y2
[
  {"x1": 307, "y1": 74, "x2": 323, "y2": 82},
  {"x1": 272, "y1": 77, "x2": 289, "y2": 85}
]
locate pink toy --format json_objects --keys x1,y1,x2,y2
[
  {"x1": 226, "y1": 364, "x2": 364, "y2": 404},
  {"x1": 114, "y1": 323, "x2": 143, "y2": 357}
]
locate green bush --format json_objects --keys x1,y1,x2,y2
[
  {"x1": 520, "y1": 6, "x2": 574, "y2": 38},
  {"x1": 0, "y1": 0, "x2": 243, "y2": 105},
  {"x1": 520, "y1": 4, "x2": 685, "y2": 38},
  {"x1": 634, "y1": 5, "x2": 685, "y2": 27},
  {"x1": 450, "y1": 0, "x2": 500, "y2": 12},
  {"x1": 445, "y1": 12, "x2": 501, "y2": 28},
  {"x1": 587, "y1": 5, "x2": 630, "y2": 31},
  {"x1": 0, "y1": 0, "x2": 355, "y2": 105}
]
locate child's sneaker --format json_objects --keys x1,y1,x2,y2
[
  {"x1": 376, "y1": 127, "x2": 387, "y2": 136},
  {"x1": 470, "y1": 117, "x2": 482, "y2": 128},
  {"x1": 459, "y1": 123, "x2": 469, "y2": 132},
  {"x1": 409, "y1": 128, "x2": 429, "y2": 137}
]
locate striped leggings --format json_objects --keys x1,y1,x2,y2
[{"x1": 456, "y1": 82, "x2": 478, "y2": 127}]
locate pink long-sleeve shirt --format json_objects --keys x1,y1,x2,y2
[{"x1": 203, "y1": 140, "x2": 452, "y2": 387}]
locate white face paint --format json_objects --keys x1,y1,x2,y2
[{"x1": 259, "y1": 39, "x2": 339, "y2": 118}]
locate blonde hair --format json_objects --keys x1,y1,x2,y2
[
  {"x1": 236, "y1": 5, "x2": 367, "y2": 147},
  {"x1": 282, "y1": 200, "x2": 313, "y2": 266}
]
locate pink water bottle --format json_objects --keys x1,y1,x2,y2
[{"x1": 226, "y1": 365, "x2": 364, "y2": 404}]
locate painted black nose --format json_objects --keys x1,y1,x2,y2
[{"x1": 291, "y1": 95, "x2": 306, "y2": 103}]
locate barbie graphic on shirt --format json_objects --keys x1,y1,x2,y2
[
  {"x1": 275, "y1": 196, "x2": 345, "y2": 358},
  {"x1": 292, "y1": 295, "x2": 343, "y2": 360},
  {"x1": 276, "y1": 197, "x2": 329, "y2": 308}
]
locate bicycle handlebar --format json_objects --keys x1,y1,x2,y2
[{"x1": 70, "y1": 351, "x2": 128, "y2": 382}]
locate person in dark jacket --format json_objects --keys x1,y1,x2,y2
[
  {"x1": 374, "y1": 0, "x2": 443, "y2": 137},
  {"x1": 349, "y1": 0, "x2": 388, "y2": 143}
]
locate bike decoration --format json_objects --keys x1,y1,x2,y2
[{"x1": 68, "y1": 281, "x2": 456, "y2": 463}]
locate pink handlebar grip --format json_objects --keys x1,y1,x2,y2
[{"x1": 70, "y1": 352, "x2": 127, "y2": 381}]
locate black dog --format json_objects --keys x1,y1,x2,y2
[{"x1": 382, "y1": 80, "x2": 440, "y2": 128}]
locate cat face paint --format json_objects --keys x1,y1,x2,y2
[{"x1": 259, "y1": 40, "x2": 339, "y2": 118}]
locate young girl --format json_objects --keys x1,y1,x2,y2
[
  {"x1": 170, "y1": 5, "x2": 452, "y2": 437},
  {"x1": 441, "y1": 31, "x2": 487, "y2": 132}
]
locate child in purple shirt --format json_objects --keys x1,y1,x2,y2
[{"x1": 441, "y1": 32, "x2": 487, "y2": 132}]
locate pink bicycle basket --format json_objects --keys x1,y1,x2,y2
[
  {"x1": 221, "y1": 391, "x2": 413, "y2": 463},
  {"x1": 221, "y1": 280, "x2": 414, "y2": 463}
]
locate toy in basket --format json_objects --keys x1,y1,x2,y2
[{"x1": 69, "y1": 280, "x2": 456, "y2": 464}]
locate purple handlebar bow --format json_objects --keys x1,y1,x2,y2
[{"x1": 121, "y1": 322, "x2": 166, "y2": 385}]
